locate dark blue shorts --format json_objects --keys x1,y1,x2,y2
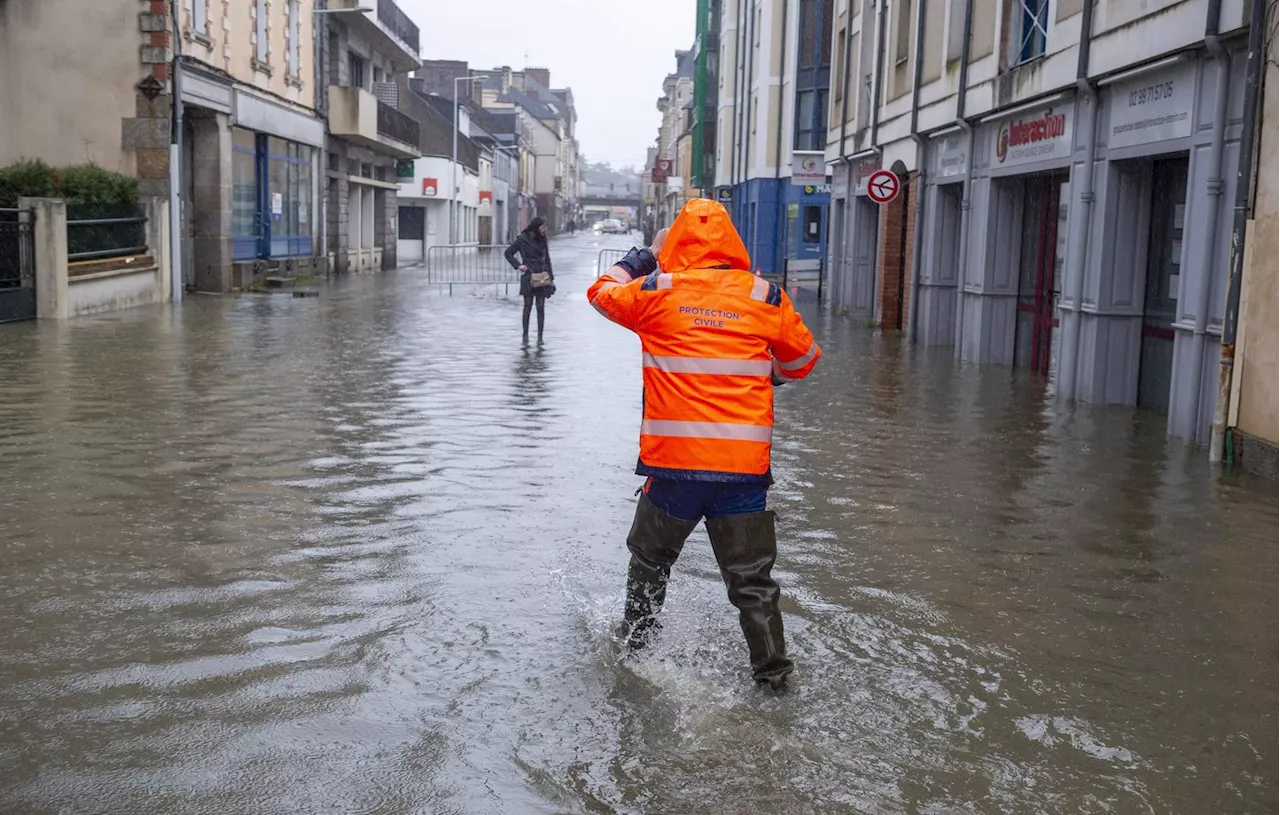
[{"x1": 642, "y1": 477, "x2": 768, "y2": 522}]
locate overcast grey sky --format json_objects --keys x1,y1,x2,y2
[{"x1": 401, "y1": 0, "x2": 695, "y2": 170}]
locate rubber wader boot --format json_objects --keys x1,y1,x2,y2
[
  {"x1": 705, "y1": 511, "x2": 793, "y2": 688},
  {"x1": 622, "y1": 494, "x2": 698, "y2": 650}
]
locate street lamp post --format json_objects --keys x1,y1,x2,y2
[{"x1": 451, "y1": 75, "x2": 483, "y2": 245}]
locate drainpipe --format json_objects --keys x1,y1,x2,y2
[
  {"x1": 838, "y1": 0, "x2": 855, "y2": 159},
  {"x1": 951, "y1": 0, "x2": 975, "y2": 352},
  {"x1": 1056, "y1": 0, "x2": 1096, "y2": 398},
  {"x1": 870, "y1": 0, "x2": 887, "y2": 149},
  {"x1": 168, "y1": 0, "x2": 185, "y2": 302},
  {"x1": 774, "y1": 0, "x2": 789, "y2": 279},
  {"x1": 738, "y1": 0, "x2": 753, "y2": 194},
  {"x1": 728, "y1": 0, "x2": 744, "y2": 195},
  {"x1": 744, "y1": 0, "x2": 759, "y2": 235},
  {"x1": 316, "y1": 0, "x2": 328, "y2": 273},
  {"x1": 1210, "y1": 0, "x2": 1267, "y2": 463},
  {"x1": 1190, "y1": 22, "x2": 1230, "y2": 444},
  {"x1": 905, "y1": 0, "x2": 928, "y2": 341}
]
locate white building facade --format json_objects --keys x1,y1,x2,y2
[{"x1": 825, "y1": 0, "x2": 1258, "y2": 444}]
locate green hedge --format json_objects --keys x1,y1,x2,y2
[{"x1": 0, "y1": 160, "x2": 139, "y2": 208}]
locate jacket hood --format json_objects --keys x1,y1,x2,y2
[{"x1": 657, "y1": 198, "x2": 751, "y2": 273}]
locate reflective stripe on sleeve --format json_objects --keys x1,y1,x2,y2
[
  {"x1": 640, "y1": 419, "x2": 773, "y2": 443},
  {"x1": 750, "y1": 276, "x2": 771, "y2": 301},
  {"x1": 642, "y1": 353, "x2": 772, "y2": 377},
  {"x1": 777, "y1": 341, "x2": 819, "y2": 373}
]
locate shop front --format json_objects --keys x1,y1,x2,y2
[
  {"x1": 916, "y1": 132, "x2": 969, "y2": 346},
  {"x1": 180, "y1": 69, "x2": 324, "y2": 293},
  {"x1": 959, "y1": 100, "x2": 1076, "y2": 368},
  {"x1": 827, "y1": 155, "x2": 881, "y2": 315},
  {"x1": 232, "y1": 130, "x2": 316, "y2": 263},
  {"x1": 783, "y1": 182, "x2": 831, "y2": 287},
  {"x1": 1062, "y1": 50, "x2": 1247, "y2": 443}
]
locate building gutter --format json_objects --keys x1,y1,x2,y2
[
  {"x1": 1187, "y1": 8, "x2": 1231, "y2": 443},
  {"x1": 1210, "y1": 0, "x2": 1267, "y2": 463},
  {"x1": 744, "y1": 0, "x2": 759, "y2": 202},
  {"x1": 905, "y1": 0, "x2": 928, "y2": 341},
  {"x1": 1056, "y1": 0, "x2": 1096, "y2": 398},
  {"x1": 774, "y1": 0, "x2": 790, "y2": 277},
  {"x1": 838, "y1": 0, "x2": 856, "y2": 160},
  {"x1": 315, "y1": 0, "x2": 328, "y2": 272},
  {"x1": 169, "y1": 0, "x2": 185, "y2": 301},
  {"x1": 728, "y1": 0, "x2": 745, "y2": 193},
  {"x1": 870, "y1": 0, "x2": 887, "y2": 149},
  {"x1": 951, "y1": 0, "x2": 976, "y2": 352}
]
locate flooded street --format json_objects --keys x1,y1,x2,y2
[{"x1": 0, "y1": 234, "x2": 1275, "y2": 814}]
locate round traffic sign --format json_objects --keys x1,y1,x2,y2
[{"x1": 867, "y1": 170, "x2": 900, "y2": 204}]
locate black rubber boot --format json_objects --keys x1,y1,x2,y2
[
  {"x1": 705, "y1": 511, "x2": 793, "y2": 688},
  {"x1": 622, "y1": 494, "x2": 698, "y2": 649}
]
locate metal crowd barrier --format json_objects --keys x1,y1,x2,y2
[
  {"x1": 424, "y1": 243, "x2": 520, "y2": 295},
  {"x1": 596, "y1": 248, "x2": 628, "y2": 278}
]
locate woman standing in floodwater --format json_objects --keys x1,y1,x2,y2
[{"x1": 504, "y1": 217, "x2": 555, "y2": 344}]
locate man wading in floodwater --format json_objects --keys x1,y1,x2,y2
[{"x1": 587, "y1": 198, "x2": 821, "y2": 690}]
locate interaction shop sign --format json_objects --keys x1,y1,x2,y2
[
  {"x1": 1109, "y1": 61, "x2": 1197, "y2": 149},
  {"x1": 993, "y1": 106, "x2": 1074, "y2": 168},
  {"x1": 791, "y1": 151, "x2": 827, "y2": 185}
]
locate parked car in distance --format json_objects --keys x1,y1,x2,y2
[{"x1": 600, "y1": 219, "x2": 623, "y2": 234}]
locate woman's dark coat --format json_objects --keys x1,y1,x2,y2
[{"x1": 505, "y1": 230, "x2": 554, "y2": 297}]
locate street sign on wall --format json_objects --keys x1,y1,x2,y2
[
  {"x1": 867, "y1": 170, "x2": 900, "y2": 204},
  {"x1": 716, "y1": 186, "x2": 733, "y2": 203},
  {"x1": 992, "y1": 106, "x2": 1074, "y2": 168},
  {"x1": 1109, "y1": 61, "x2": 1197, "y2": 149},
  {"x1": 422, "y1": 178, "x2": 438, "y2": 197},
  {"x1": 651, "y1": 159, "x2": 673, "y2": 183},
  {"x1": 791, "y1": 150, "x2": 826, "y2": 185}
]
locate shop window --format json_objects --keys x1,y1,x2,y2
[
  {"x1": 399, "y1": 206, "x2": 424, "y2": 241},
  {"x1": 232, "y1": 131, "x2": 314, "y2": 260},
  {"x1": 267, "y1": 136, "x2": 313, "y2": 257},
  {"x1": 232, "y1": 129, "x2": 258, "y2": 261},
  {"x1": 803, "y1": 205, "x2": 822, "y2": 244},
  {"x1": 1014, "y1": 0, "x2": 1048, "y2": 64}
]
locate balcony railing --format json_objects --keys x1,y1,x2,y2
[
  {"x1": 377, "y1": 101, "x2": 419, "y2": 149},
  {"x1": 378, "y1": 0, "x2": 420, "y2": 55}
]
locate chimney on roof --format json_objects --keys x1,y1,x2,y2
[{"x1": 526, "y1": 68, "x2": 550, "y2": 90}]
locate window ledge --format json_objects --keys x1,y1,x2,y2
[
  {"x1": 252, "y1": 58, "x2": 273, "y2": 77},
  {"x1": 286, "y1": 74, "x2": 304, "y2": 89},
  {"x1": 191, "y1": 31, "x2": 215, "y2": 50}
]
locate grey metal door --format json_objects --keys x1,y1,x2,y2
[
  {"x1": 830, "y1": 198, "x2": 847, "y2": 310},
  {"x1": 0, "y1": 208, "x2": 36, "y2": 323},
  {"x1": 852, "y1": 197, "x2": 878, "y2": 314},
  {"x1": 1137, "y1": 157, "x2": 1189, "y2": 414}
]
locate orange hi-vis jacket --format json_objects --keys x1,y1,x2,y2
[{"x1": 587, "y1": 198, "x2": 821, "y2": 484}]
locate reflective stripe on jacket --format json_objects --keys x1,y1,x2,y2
[{"x1": 588, "y1": 198, "x2": 821, "y2": 483}]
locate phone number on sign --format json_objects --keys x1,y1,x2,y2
[{"x1": 1128, "y1": 82, "x2": 1176, "y2": 107}]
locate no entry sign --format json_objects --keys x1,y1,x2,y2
[{"x1": 867, "y1": 170, "x2": 900, "y2": 204}]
